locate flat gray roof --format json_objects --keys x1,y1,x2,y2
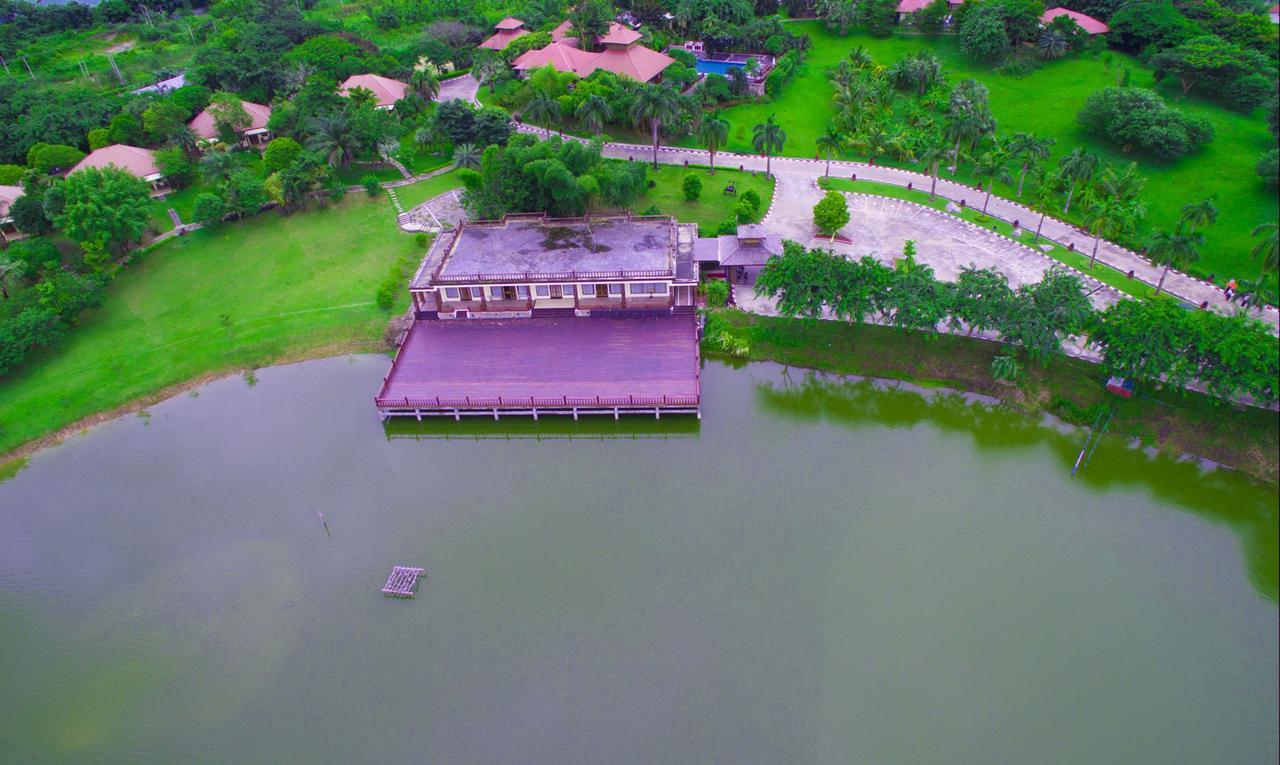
[{"x1": 437, "y1": 217, "x2": 674, "y2": 280}]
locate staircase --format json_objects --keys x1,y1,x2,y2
[{"x1": 531, "y1": 307, "x2": 577, "y2": 318}]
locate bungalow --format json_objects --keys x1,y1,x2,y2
[
  {"x1": 1269, "y1": 4, "x2": 1278, "y2": 24},
  {"x1": 70, "y1": 145, "x2": 167, "y2": 191},
  {"x1": 478, "y1": 16, "x2": 529, "y2": 51},
  {"x1": 692, "y1": 224, "x2": 784, "y2": 284},
  {"x1": 0, "y1": 185, "x2": 25, "y2": 244},
  {"x1": 188, "y1": 100, "x2": 273, "y2": 149},
  {"x1": 512, "y1": 22, "x2": 674, "y2": 83},
  {"x1": 1041, "y1": 6, "x2": 1109, "y2": 34},
  {"x1": 375, "y1": 213, "x2": 701, "y2": 420},
  {"x1": 896, "y1": 0, "x2": 964, "y2": 24},
  {"x1": 338, "y1": 73, "x2": 410, "y2": 110}
]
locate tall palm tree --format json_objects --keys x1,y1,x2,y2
[
  {"x1": 344, "y1": 86, "x2": 378, "y2": 110},
  {"x1": 815, "y1": 125, "x2": 846, "y2": 178},
  {"x1": 1006, "y1": 132, "x2": 1054, "y2": 197},
  {"x1": 0, "y1": 254, "x2": 24, "y2": 300},
  {"x1": 1178, "y1": 197, "x2": 1218, "y2": 234},
  {"x1": 1146, "y1": 228, "x2": 1202, "y2": 295},
  {"x1": 1083, "y1": 194, "x2": 1139, "y2": 268},
  {"x1": 752, "y1": 115, "x2": 786, "y2": 176},
  {"x1": 1038, "y1": 29, "x2": 1069, "y2": 59},
  {"x1": 410, "y1": 69, "x2": 440, "y2": 102},
  {"x1": 305, "y1": 113, "x2": 359, "y2": 169},
  {"x1": 1058, "y1": 147, "x2": 1098, "y2": 214},
  {"x1": 847, "y1": 46, "x2": 875, "y2": 70},
  {"x1": 853, "y1": 123, "x2": 892, "y2": 165},
  {"x1": 1251, "y1": 221, "x2": 1279, "y2": 280},
  {"x1": 452, "y1": 143, "x2": 482, "y2": 170},
  {"x1": 575, "y1": 94, "x2": 612, "y2": 136},
  {"x1": 200, "y1": 148, "x2": 243, "y2": 182},
  {"x1": 697, "y1": 112, "x2": 730, "y2": 175},
  {"x1": 1029, "y1": 172, "x2": 1061, "y2": 242},
  {"x1": 630, "y1": 85, "x2": 682, "y2": 169},
  {"x1": 974, "y1": 148, "x2": 1012, "y2": 214},
  {"x1": 524, "y1": 90, "x2": 562, "y2": 134},
  {"x1": 918, "y1": 141, "x2": 950, "y2": 198}
]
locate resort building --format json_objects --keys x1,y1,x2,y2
[
  {"x1": 511, "y1": 22, "x2": 674, "y2": 83},
  {"x1": 70, "y1": 145, "x2": 167, "y2": 191},
  {"x1": 375, "y1": 213, "x2": 701, "y2": 420},
  {"x1": 338, "y1": 73, "x2": 410, "y2": 110},
  {"x1": 896, "y1": 0, "x2": 964, "y2": 23},
  {"x1": 1041, "y1": 6, "x2": 1109, "y2": 34},
  {"x1": 0, "y1": 185, "x2": 25, "y2": 244},
  {"x1": 188, "y1": 100, "x2": 273, "y2": 148},
  {"x1": 1271, "y1": 4, "x2": 1278, "y2": 24},
  {"x1": 693, "y1": 224, "x2": 784, "y2": 284},
  {"x1": 478, "y1": 17, "x2": 529, "y2": 51}
]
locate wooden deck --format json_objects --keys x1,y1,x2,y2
[
  {"x1": 375, "y1": 314, "x2": 700, "y2": 419},
  {"x1": 382, "y1": 566, "x2": 425, "y2": 598}
]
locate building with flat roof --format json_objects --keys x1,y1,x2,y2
[{"x1": 376, "y1": 213, "x2": 702, "y2": 421}]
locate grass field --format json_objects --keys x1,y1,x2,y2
[
  {"x1": 677, "y1": 22, "x2": 1278, "y2": 285},
  {"x1": 391, "y1": 168, "x2": 465, "y2": 210},
  {"x1": 629, "y1": 165, "x2": 776, "y2": 235},
  {"x1": 0, "y1": 195, "x2": 420, "y2": 459}
]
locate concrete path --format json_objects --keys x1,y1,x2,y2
[{"x1": 438, "y1": 74, "x2": 480, "y2": 105}]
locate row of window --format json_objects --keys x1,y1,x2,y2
[{"x1": 441, "y1": 282, "x2": 669, "y2": 301}]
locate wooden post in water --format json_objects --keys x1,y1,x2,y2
[{"x1": 317, "y1": 511, "x2": 331, "y2": 537}]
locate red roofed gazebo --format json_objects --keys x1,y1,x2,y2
[{"x1": 478, "y1": 17, "x2": 529, "y2": 50}]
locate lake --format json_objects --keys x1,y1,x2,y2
[{"x1": 0, "y1": 356, "x2": 1275, "y2": 763}]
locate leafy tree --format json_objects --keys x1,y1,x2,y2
[
  {"x1": 1256, "y1": 148, "x2": 1279, "y2": 190},
  {"x1": 884, "y1": 251, "x2": 950, "y2": 333},
  {"x1": 752, "y1": 115, "x2": 787, "y2": 176},
  {"x1": 1091, "y1": 297, "x2": 1192, "y2": 388},
  {"x1": 52, "y1": 168, "x2": 151, "y2": 261},
  {"x1": 27, "y1": 144, "x2": 86, "y2": 175},
  {"x1": 87, "y1": 128, "x2": 112, "y2": 151},
  {"x1": 474, "y1": 55, "x2": 508, "y2": 96},
  {"x1": 108, "y1": 112, "x2": 144, "y2": 147},
  {"x1": 914, "y1": 0, "x2": 952, "y2": 34},
  {"x1": 859, "y1": 0, "x2": 901, "y2": 37},
  {"x1": 0, "y1": 165, "x2": 23, "y2": 185},
  {"x1": 950, "y1": 265, "x2": 1014, "y2": 336},
  {"x1": 1002, "y1": 269, "x2": 1092, "y2": 364},
  {"x1": 223, "y1": 170, "x2": 268, "y2": 219},
  {"x1": 1150, "y1": 34, "x2": 1271, "y2": 109},
  {"x1": 155, "y1": 148, "x2": 195, "y2": 190},
  {"x1": 630, "y1": 85, "x2": 683, "y2": 169},
  {"x1": 755, "y1": 240, "x2": 837, "y2": 320},
  {"x1": 683, "y1": 172, "x2": 703, "y2": 201},
  {"x1": 567, "y1": 0, "x2": 614, "y2": 51},
  {"x1": 262, "y1": 137, "x2": 304, "y2": 174},
  {"x1": 959, "y1": 3, "x2": 1011, "y2": 61},
  {"x1": 813, "y1": 190, "x2": 850, "y2": 236},
  {"x1": 698, "y1": 112, "x2": 730, "y2": 175},
  {"x1": 207, "y1": 91, "x2": 252, "y2": 145},
  {"x1": 200, "y1": 149, "x2": 245, "y2": 184},
  {"x1": 435, "y1": 99, "x2": 476, "y2": 144},
  {"x1": 192, "y1": 192, "x2": 228, "y2": 226},
  {"x1": 1108, "y1": 0, "x2": 1199, "y2": 53},
  {"x1": 1078, "y1": 87, "x2": 1214, "y2": 160},
  {"x1": 142, "y1": 100, "x2": 190, "y2": 146},
  {"x1": 9, "y1": 192, "x2": 53, "y2": 237},
  {"x1": 1146, "y1": 227, "x2": 1202, "y2": 294},
  {"x1": 4, "y1": 237, "x2": 61, "y2": 275}
]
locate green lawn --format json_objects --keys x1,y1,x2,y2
[
  {"x1": 679, "y1": 22, "x2": 1278, "y2": 286},
  {"x1": 629, "y1": 165, "x2": 776, "y2": 235},
  {"x1": 391, "y1": 168, "x2": 465, "y2": 210},
  {"x1": 819, "y1": 176, "x2": 1158, "y2": 298},
  {"x1": 0, "y1": 195, "x2": 421, "y2": 459}
]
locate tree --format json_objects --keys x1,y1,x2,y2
[
  {"x1": 1178, "y1": 197, "x2": 1218, "y2": 234},
  {"x1": 1146, "y1": 228, "x2": 1202, "y2": 295},
  {"x1": 813, "y1": 190, "x2": 850, "y2": 236},
  {"x1": 474, "y1": 55, "x2": 507, "y2": 96},
  {"x1": 524, "y1": 90, "x2": 563, "y2": 134},
  {"x1": 453, "y1": 143, "x2": 482, "y2": 170},
  {"x1": 200, "y1": 149, "x2": 244, "y2": 183},
  {"x1": 52, "y1": 168, "x2": 151, "y2": 260},
  {"x1": 918, "y1": 141, "x2": 950, "y2": 198},
  {"x1": 262, "y1": 137, "x2": 303, "y2": 174},
  {"x1": 884, "y1": 251, "x2": 949, "y2": 333},
  {"x1": 1251, "y1": 222, "x2": 1278, "y2": 281},
  {"x1": 27, "y1": 144, "x2": 86, "y2": 175},
  {"x1": 223, "y1": 169, "x2": 268, "y2": 219},
  {"x1": 155, "y1": 148, "x2": 194, "y2": 190},
  {"x1": 567, "y1": 0, "x2": 614, "y2": 51},
  {"x1": 959, "y1": 4, "x2": 1011, "y2": 62},
  {"x1": 410, "y1": 69, "x2": 440, "y2": 102},
  {"x1": 87, "y1": 128, "x2": 111, "y2": 151},
  {"x1": 1002, "y1": 269, "x2": 1093, "y2": 364},
  {"x1": 9, "y1": 193, "x2": 53, "y2": 237},
  {"x1": 683, "y1": 172, "x2": 703, "y2": 201},
  {"x1": 755, "y1": 240, "x2": 837, "y2": 321},
  {"x1": 1028, "y1": 172, "x2": 1060, "y2": 242},
  {"x1": 1083, "y1": 193, "x2": 1141, "y2": 268},
  {"x1": 305, "y1": 113, "x2": 360, "y2": 169},
  {"x1": 1038, "y1": 29, "x2": 1069, "y2": 60},
  {"x1": 697, "y1": 112, "x2": 730, "y2": 175},
  {"x1": 575, "y1": 94, "x2": 613, "y2": 136},
  {"x1": 207, "y1": 91, "x2": 252, "y2": 145},
  {"x1": 950, "y1": 265, "x2": 1014, "y2": 336},
  {"x1": 0, "y1": 254, "x2": 25, "y2": 300},
  {"x1": 630, "y1": 85, "x2": 682, "y2": 169},
  {"x1": 973, "y1": 147, "x2": 1012, "y2": 215},
  {"x1": 1006, "y1": 132, "x2": 1054, "y2": 197},
  {"x1": 192, "y1": 192, "x2": 228, "y2": 226},
  {"x1": 1150, "y1": 35, "x2": 1269, "y2": 107},
  {"x1": 1057, "y1": 148, "x2": 1098, "y2": 214},
  {"x1": 853, "y1": 124, "x2": 892, "y2": 165},
  {"x1": 752, "y1": 115, "x2": 787, "y2": 176},
  {"x1": 815, "y1": 125, "x2": 847, "y2": 178},
  {"x1": 1258, "y1": 148, "x2": 1280, "y2": 189},
  {"x1": 945, "y1": 80, "x2": 995, "y2": 169},
  {"x1": 1091, "y1": 298, "x2": 1191, "y2": 388},
  {"x1": 1078, "y1": 87, "x2": 1214, "y2": 160}
]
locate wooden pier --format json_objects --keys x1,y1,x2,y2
[{"x1": 381, "y1": 566, "x2": 425, "y2": 598}]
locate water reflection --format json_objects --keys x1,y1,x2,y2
[
  {"x1": 383, "y1": 413, "x2": 701, "y2": 441},
  {"x1": 755, "y1": 370, "x2": 1279, "y2": 601}
]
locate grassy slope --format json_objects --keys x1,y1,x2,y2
[
  {"x1": 708, "y1": 309, "x2": 1280, "y2": 484},
  {"x1": 0, "y1": 195, "x2": 421, "y2": 458},
  {"x1": 679, "y1": 22, "x2": 1278, "y2": 283},
  {"x1": 392, "y1": 168, "x2": 465, "y2": 210},
  {"x1": 629, "y1": 165, "x2": 776, "y2": 234}
]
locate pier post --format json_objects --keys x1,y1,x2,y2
[
  {"x1": 573, "y1": 407, "x2": 579, "y2": 421},
  {"x1": 614, "y1": 407, "x2": 619, "y2": 420},
  {"x1": 453, "y1": 408, "x2": 460, "y2": 421}
]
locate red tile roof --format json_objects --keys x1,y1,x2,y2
[
  {"x1": 478, "y1": 27, "x2": 528, "y2": 50},
  {"x1": 1041, "y1": 7, "x2": 1109, "y2": 34},
  {"x1": 512, "y1": 38, "x2": 673, "y2": 82},
  {"x1": 0, "y1": 185, "x2": 22, "y2": 218},
  {"x1": 188, "y1": 100, "x2": 272, "y2": 140},
  {"x1": 338, "y1": 73, "x2": 410, "y2": 107},
  {"x1": 71, "y1": 145, "x2": 161, "y2": 179},
  {"x1": 551, "y1": 20, "x2": 577, "y2": 45},
  {"x1": 598, "y1": 22, "x2": 643, "y2": 46},
  {"x1": 512, "y1": 42, "x2": 600, "y2": 76},
  {"x1": 495, "y1": 16, "x2": 525, "y2": 30}
]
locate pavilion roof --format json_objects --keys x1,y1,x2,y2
[
  {"x1": 0, "y1": 185, "x2": 22, "y2": 218},
  {"x1": 188, "y1": 100, "x2": 272, "y2": 139},
  {"x1": 494, "y1": 16, "x2": 525, "y2": 30},
  {"x1": 478, "y1": 27, "x2": 528, "y2": 50},
  {"x1": 338, "y1": 73, "x2": 409, "y2": 107},
  {"x1": 70, "y1": 145, "x2": 161, "y2": 179},
  {"x1": 1041, "y1": 7, "x2": 1109, "y2": 34},
  {"x1": 589, "y1": 44, "x2": 674, "y2": 82},
  {"x1": 598, "y1": 22, "x2": 643, "y2": 46},
  {"x1": 511, "y1": 42, "x2": 599, "y2": 76}
]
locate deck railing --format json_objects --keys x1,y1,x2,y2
[
  {"x1": 375, "y1": 394, "x2": 700, "y2": 409},
  {"x1": 432, "y1": 268, "x2": 674, "y2": 285}
]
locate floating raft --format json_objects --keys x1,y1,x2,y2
[{"x1": 382, "y1": 566, "x2": 425, "y2": 598}]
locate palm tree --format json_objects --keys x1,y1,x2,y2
[
  {"x1": 200, "y1": 148, "x2": 243, "y2": 182},
  {"x1": 1038, "y1": 29, "x2": 1069, "y2": 60},
  {"x1": 1146, "y1": 228, "x2": 1203, "y2": 295},
  {"x1": 1251, "y1": 221, "x2": 1279, "y2": 280},
  {"x1": 344, "y1": 86, "x2": 378, "y2": 110},
  {"x1": 1058, "y1": 147, "x2": 1098, "y2": 214},
  {"x1": 0, "y1": 254, "x2": 24, "y2": 300},
  {"x1": 853, "y1": 123, "x2": 892, "y2": 165},
  {"x1": 1096, "y1": 161, "x2": 1146, "y2": 204},
  {"x1": 1178, "y1": 197, "x2": 1218, "y2": 234},
  {"x1": 815, "y1": 125, "x2": 846, "y2": 178},
  {"x1": 697, "y1": 112, "x2": 730, "y2": 175},
  {"x1": 918, "y1": 141, "x2": 950, "y2": 198},
  {"x1": 452, "y1": 143, "x2": 482, "y2": 170},
  {"x1": 305, "y1": 113, "x2": 359, "y2": 170},
  {"x1": 847, "y1": 46, "x2": 875, "y2": 70},
  {"x1": 524, "y1": 90, "x2": 562, "y2": 134},
  {"x1": 410, "y1": 69, "x2": 440, "y2": 102},
  {"x1": 1029, "y1": 172, "x2": 1061, "y2": 242},
  {"x1": 169, "y1": 125, "x2": 199, "y2": 158},
  {"x1": 752, "y1": 115, "x2": 786, "y2": 176},
  {"x1": 1006, "y1": 132, "x2": 1054, "y2": 197},
  {"x1": 630, "y1": 85, "x2": 682, "y2": 169},
  {"x1": 575, "y1": 94, "x2": 612, "y2": 136},
  {"x1": 974, "y1": 148, "x2": 1012, "y2": 215},
  {"x1": 1083, "y1": 194, "x2": 1138, "y2": 268}
]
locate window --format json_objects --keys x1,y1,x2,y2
[
  {"x1": 608, "y1": 283, "x2": 623, "y2": 296},
  {"x1": 580, "y1": 283, "x2": 595, "y2": 296},
  {"x1": 444, "y1": 287, "x2": 459, "y2": 299},
  {"x1": 490, "y1": 286, "x2": 504, "y2": 299},
  {"x1": 535, "y1": 285, "x2": 550, "y2": 297},
  {"x1": 596, "y1": 284, "x2": 610, "y2": 298},
  {"x1": 517, "y1": 285, "x2": 530, "y2": 298},
  {"x1": 629, "y1": 282, "x2": 669, "y2": 295}
]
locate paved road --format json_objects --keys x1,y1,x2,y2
[{"x1": 440, "y1": 74, "x2": 1276, "y2": 328}]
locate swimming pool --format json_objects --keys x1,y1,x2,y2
[{"x1": 694, "y1": 57, "x2": 747, "y2": 76}]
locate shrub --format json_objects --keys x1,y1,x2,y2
[
  {"x1": 733, "y1": 197, "x2": 756, "y2": 224},
  {"x1": 0, "y1": 164, "x2": 24, "y2": 185},
  {"x1": 361, "y1": 174, "x2": 382, "y2": 196},
  {"x1": 740, "y1": 188, "x2": 762, "y2": 215},
  {"x1": 682, "y1": 172, "x2": 703, "y2": 201},
  {"x1": 1077, "y1": 87, "x2": 1213, "y2": 160},
  {"x1": 262, "y1": 137, "x2": 303, "y2": 174},
  {"x1": 812, "y1": 190, "x2": 850, "y2": 235},
  {"x1": 414, "y1": 232, "x2": 429, "y2": 248},
  {"x1": 669, "y1": 48, "x2": 696, "y2": 68},
  {"x1": 87, "y1": 128, "x2": 111, "y2": 150},
  {"x1": 1258, "y1": 148, "x2": 1279, "y2": 190},
  {"x1": 192, "y1": 192, "x2": 227, "y2": 226},
  {"x1": 990, "y1": 354, "x2": 1024, "y2": 383},
  {"x1": 700, "y1": 279, "x2": 730, "y2": 307}
]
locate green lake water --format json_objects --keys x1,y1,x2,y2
[{"x1": 0, "y1": 356, "x2": 1276, "y2": 763}]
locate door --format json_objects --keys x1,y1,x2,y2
[{"x1": 676, "y1": 286, "x2": 693, "y2": 307}]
